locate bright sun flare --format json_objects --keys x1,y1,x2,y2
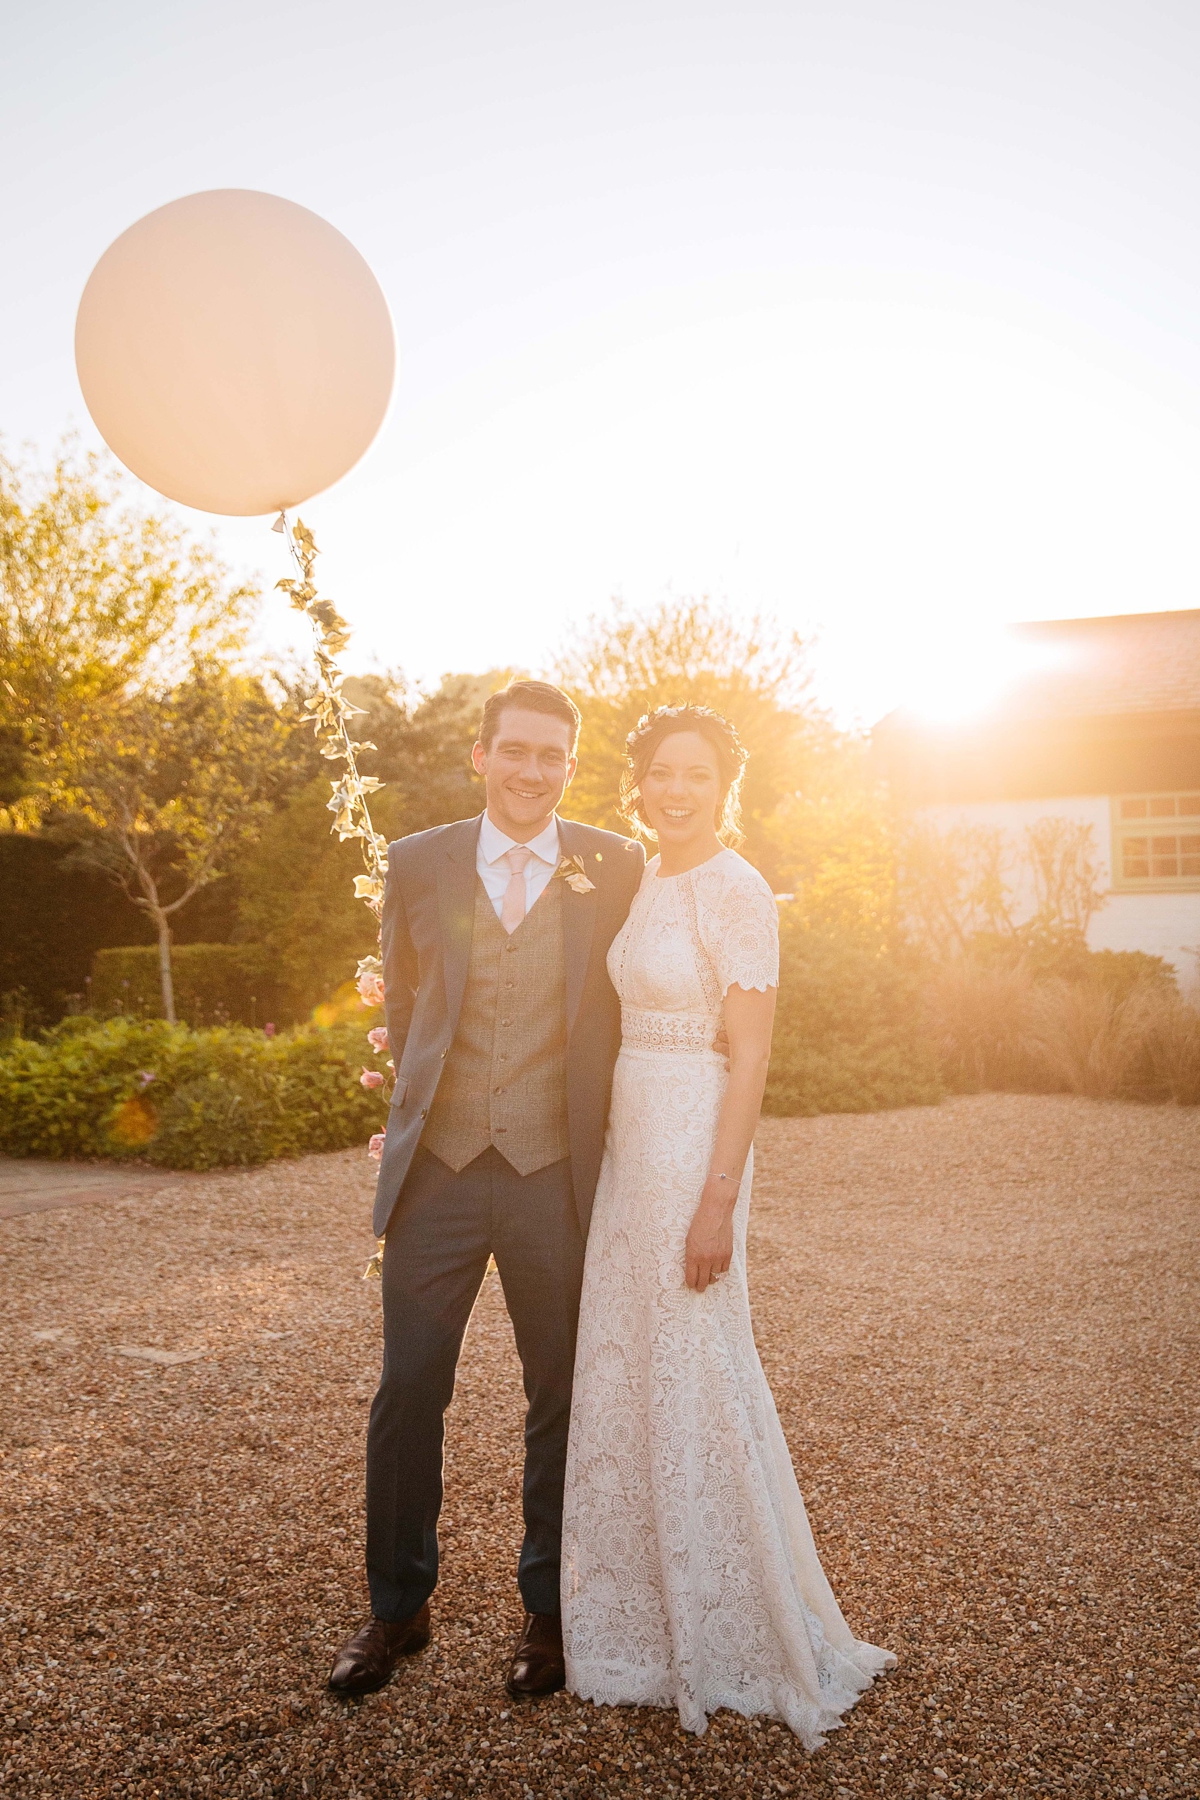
[{"x1": 893, "y1": 625, "x2": 1068, "y2": 726}]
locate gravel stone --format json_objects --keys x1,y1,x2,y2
[{"x1": 1, "y1": 1092, "x2": 1197, "y2": 1797}]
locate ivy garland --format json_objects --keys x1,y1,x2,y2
[{"x1": 276, "y1": 514, "x2": 389, "y2": 1279}]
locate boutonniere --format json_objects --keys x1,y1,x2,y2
[{"x1": 554, "y1": 853, "x2": 596, "y2": 895}]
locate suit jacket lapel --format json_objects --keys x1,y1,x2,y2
[
  {"x1": 436, "y1": 815, "x2": 483, "y2": 1032},
  {"x1": 557, "y1": 819, "x2": 599, "y2": 1039}
]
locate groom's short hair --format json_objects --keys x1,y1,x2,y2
[{"x1": 479, "y1": 680, "x2": 582, "y2": 753}]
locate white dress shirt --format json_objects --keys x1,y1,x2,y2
[{"x1": 476, "y1": 812, "x2": 562, "y2": 922}]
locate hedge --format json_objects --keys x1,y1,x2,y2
[
  {"x1": 763, "y1": 909, "x2": 944, "y2": 1116},
  {"x1": 0, "y1": 834, "x2": 155, "y2": 1030},
  {"x1": 3, "y1": 913, "x2": 948, "y2": 1173},
  {"x1": 0, "y1": 1015, "x2": 386, "y2": 1170},
  {"x1": 90, "y1": 944, "x2": 285, "y2": 1028},
  {"x1": 15, "y1": 922, "x2": 1187, "y2": 1178}
]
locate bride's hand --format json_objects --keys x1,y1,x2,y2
[{"x1": 685, "y1": 1181, "x2": 736, "y2": 1292}]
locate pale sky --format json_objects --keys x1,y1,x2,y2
[{"x1": 5, "y1": 0, "x2": 1200, "y2": 725}]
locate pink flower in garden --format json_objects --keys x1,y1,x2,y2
[
  {"x1": 135, "y1": 1071, "x2": 156, "y2": 1088},
  {"x1": 366, "y1": 1025, "x2": 389, "y2": 1052},
  {"x1": 263, "y1": 1022, "x2": 276, "y2": 1039},
  {"x1": 357, "y1": 970, "x2": 386, "y2": 1008},
  {"x1": 360, "y1": 1067, "x2": 385, "y2": 1090},
  {"x1": 367, "y1": 1133, "x2": 386, "y2": 1162}
]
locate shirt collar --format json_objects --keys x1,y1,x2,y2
[{"x1": 479, "y1": 811, "x2": 561, "y2": 867}]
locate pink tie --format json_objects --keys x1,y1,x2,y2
[{"x1": 500, "y1": 846, "x2": 533, "y2": 934}]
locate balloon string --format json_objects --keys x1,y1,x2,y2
[
  {"x1": 273, "y1": 509, "x2": 390, "y2": 1282},
  {"x1": 274, "y1": 509, "x2": 389, "y2": 913}
]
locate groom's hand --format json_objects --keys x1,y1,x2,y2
[{"x1": 685, "y1": 1183, "x2": 735, "y2": 1292}]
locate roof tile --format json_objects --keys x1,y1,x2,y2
[{"x1": 1002, "y1": 609, "x2": 1200, "y2": 720}]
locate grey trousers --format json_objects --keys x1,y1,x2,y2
[{"x1": 365, "y1": 1145, "x2": 585, "y2": 1621}]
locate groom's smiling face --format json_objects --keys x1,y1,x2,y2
[{"x1": 472, "y1": 707, "x2": 577, "y2": 840}]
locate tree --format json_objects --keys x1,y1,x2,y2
[
  {"x1": 898, "y1": 815, "x2": 1106, "y2": 961},
  {"x1": 899, "y1": 821, "x2": 1016, "y2": 957},
  {"x1": 1025, "y1": 816, "x2": 1106, "y2": 937},
  {"x1": 233, "y1": 777, "x2": 400, "y2": 1017},
  {"x1": 53, "y1": 663, "x2": 288, "y2": 1021},
  {"x1": 764, "y1": 780, "x2": 902, "y2": 949},
  {"x1": 0, "y1": 442, "x2": 272, "y2": 1020},
  {"x1": 0, "y1": 441, "x2": 255, "y2": 831},
  {"x1": 553, "y1": 598, "x2": 838, "y2": 881},
  {"x1": 343, "y1": 668, "x2": 508, "y2": 832},
  {"x1": 231, "y1": 670, "x2": 510, "y2": 1015}
]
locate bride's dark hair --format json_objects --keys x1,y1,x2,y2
[{"x1": 619, "y1": 703, "x2": 748, "y2": 847}]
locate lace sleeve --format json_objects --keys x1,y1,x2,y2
[{"x1": 698, "y1": 857, "x2": 780, "y2": 994}]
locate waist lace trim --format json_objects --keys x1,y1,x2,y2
[{"x1": 621, "y1": 1004, "x2": 720, "y2": 1054}]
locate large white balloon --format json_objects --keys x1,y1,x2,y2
[{"x1": 75, "y1": 189, "x2": 395, "y2": 516}]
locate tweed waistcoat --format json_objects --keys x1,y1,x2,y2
[{"x1": 421, "y1": 876, "x2": 570, "y2": 1175}]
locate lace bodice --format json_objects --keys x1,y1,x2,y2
[{"x1": 607, "y1": 850, "x2": 779, "y2": 1051}]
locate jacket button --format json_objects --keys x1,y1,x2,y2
[{"x1": 493, "y1": 1085, "x2": 504, "y2": 1094}]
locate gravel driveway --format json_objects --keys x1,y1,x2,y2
[{"x1": 2, "y1": 1093, "x2": 1197, "y2": 1799}]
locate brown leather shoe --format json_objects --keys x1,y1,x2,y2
[
  {"x1": 505, "y1": 1611, "x2": 565, "y2": 1699},
  {"x1": 328, "y1": 1605, "x2": 431, "y2": 1696}
]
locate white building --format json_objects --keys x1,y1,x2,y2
[{"x1": 873, "y1": 609, "x2": 1200, "y2": 995}]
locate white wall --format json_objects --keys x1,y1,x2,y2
[{"x1": 923, "y1": 795, "x2": 1200, "y2": 996}]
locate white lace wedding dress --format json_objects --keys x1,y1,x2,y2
[{"x1": 561, "y1": 848, "x2": 895, "y2": 1744}]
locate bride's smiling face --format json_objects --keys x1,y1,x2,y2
[{"x1": 638, "y1": 729, "x2": 723, "y2": 852}]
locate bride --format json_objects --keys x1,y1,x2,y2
[{"x1": 560, "y1": 703, "x2": 894, "y2": 1746}]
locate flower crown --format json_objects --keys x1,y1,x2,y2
[{"x1": 623, "y1": 702, "x2": 748, "y2": 770}]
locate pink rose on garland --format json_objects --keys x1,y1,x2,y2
[
  {"x1": 366, "y1": 1025, "x2": 389, "y2": 1052},
  {"x1": 357, "y1": 970, "x2": 386, "y2": 1008},
  {"x1": 360, "y1": 1067, "x2": 385, "y2": 1090},
  {"x1": 367, "y1": 1133, "x2": 386, "y2": 1162}
]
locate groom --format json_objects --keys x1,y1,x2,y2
[{"x1": 330, "y1": 679, "x2": 645, "y2": 1700}]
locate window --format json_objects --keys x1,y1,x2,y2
[{"x1": 1113, "y1": 793, "x2": 1200, "y2": 889}]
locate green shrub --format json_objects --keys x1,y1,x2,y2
[
  {"x1": 90, "y1": 944, "x2": 284, "y2": 1028},
  {"x1": 929, "y1": 954, "x2": 1200, "y2": 1104},
  {"x1": 1142, "y1": 998, "x2": 1200, "y2": 1105},
  {"x1": 0, "y1": 1017, "x2": 184, "y2": 1158},
  {"x1": 963, "y1": 926, "x2": 1177, "y2": 1002},
  {"x1": 147, "y1": 1069, "x2": 282, "y2": 1169},
  {"x1": 268, "y1": 1029, "x2": 393, "y2": 1156},
  {"x1": 1085, "y1": 948, "x2": 1177, "y2": 1004},
  {"x1": 927, "y1": 958, "x2": 1045, "y2": 1093},
  {"x1": 1023, "y1": 980, "x2": 1200, "y2": 1104},
  {"x1": 765, "y1": 910, "x2": 943, "y2": 1116},
  {"x1": 0, "y1": 1015, "x2": 386, "y2": 1168},
  {"x1": 1024, "y1": 979, "x2": 1153, "y2": 1100}
]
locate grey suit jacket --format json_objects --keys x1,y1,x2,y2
[{"x1": 372, "y1": 813, "x2": 646, "y2": 1239}]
